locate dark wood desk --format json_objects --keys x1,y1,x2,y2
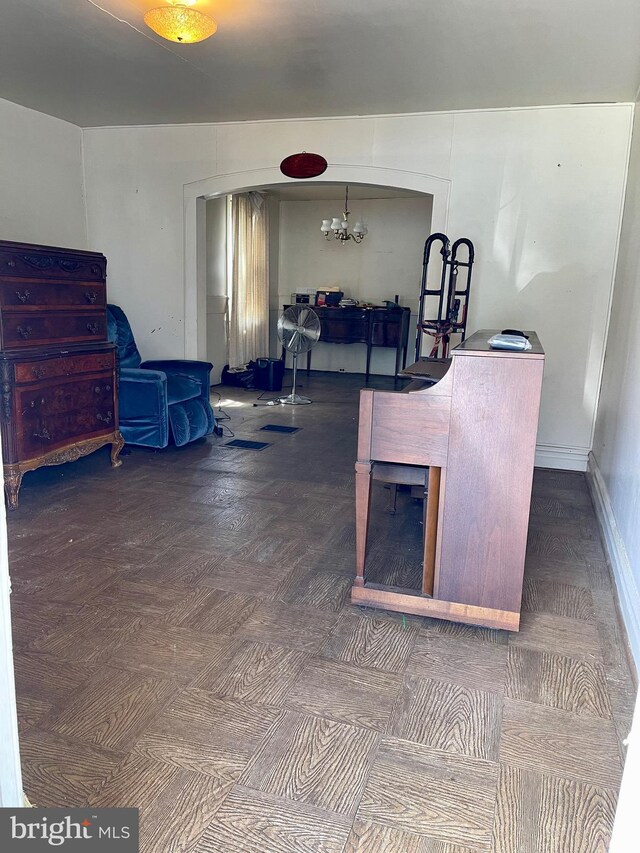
[
  {"x1": 283, "y1": 305, "x2": 410, "y2": 381},
  {"x1": 354, "y1": 329, "x2": 545, "y2": 631}
]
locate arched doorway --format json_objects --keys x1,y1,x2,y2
[{"x1": 183, "y1": 165, "x2": 451, "y2": 359}]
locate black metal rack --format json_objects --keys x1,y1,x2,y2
[{"x1": 415, "y1": 233, "x2": 475, "y2": 361}]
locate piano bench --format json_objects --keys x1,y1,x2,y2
[{"x1": 372, "y1": 462, "x2": 428, "y2": 514}]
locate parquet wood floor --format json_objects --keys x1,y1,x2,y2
[{"x1": 8, "y1": 372, "x2": 636, "y2": 852}]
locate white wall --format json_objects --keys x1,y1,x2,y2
[
  {"x1": 0, "y1": 97, "x2": 84, "y2": 805},
  {"x1": 205, "y1": 196, "x2": 228, "y2": 383},
  {"x1": 0, "y1": 98, "x2": 86, "y2": 248},
  {"x1": 83, "y1": 124, "x2": 217, "y2": 359},
  {"x1": 591, "y1": 104, "x2": 640, "y2": 670},
  {"x1": 275, "y1": 196, "x2": 432, "y2": 374},
  {"x1": 0, "y1": 457, "x2": 21, "y2": 806},
  {"x1": 82, "y1": 104, "x2": 633, "y2": 468},
  {"x1": 611, "y1": 690, "x2": 640, "y2": 850}
]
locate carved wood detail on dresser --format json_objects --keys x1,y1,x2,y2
[{"x1": 0, "y1": 240, "x2": 124, "y2": 508}]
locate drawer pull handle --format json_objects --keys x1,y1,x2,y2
[
  {"x1": 96, "y1": 411, "x2": 113, "y2": 424},
  {"x1": 16, "y1": 290, "x2": 30, "y2": 303},
  {"x1": 94, "y1": 384, "x2": 112, "y2": 394},
  {"x1": 17, "y1": 325, "x2": 32, "y2": 339},
  {"x1": 29, "y1": 397, "x2": 45, "y2": 408},
  {"x1": 33, "y1": 428, "x2": 51, "y2": 441},
  {"x1": 32, "y1": 367, "x2": 46, "y2": 379},
  {"x1": 85, "y1": 291, "x2": 98, "y2": 304},
  {"x1": 87, "y1": 323, "x2": 100, "y2": 335}
]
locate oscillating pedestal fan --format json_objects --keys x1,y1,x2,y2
[{"x1": 277, "y1": 305, "x2": 321, "y2": 404}]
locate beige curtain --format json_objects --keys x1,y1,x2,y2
[{"x1": 228, "y1": 192, "x2": 269, "y2": 369}]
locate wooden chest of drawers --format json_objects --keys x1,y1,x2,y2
[{"x1": 0, "y1": 240, "x2": 124, "y2": 508}]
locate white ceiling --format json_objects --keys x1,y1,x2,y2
[{"x1": 1, "y1": 0, "x2": 640, "y2": 127}]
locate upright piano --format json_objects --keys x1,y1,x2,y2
[{"x1": 353, "y1": 329, "x2": 544, "y2": 631}]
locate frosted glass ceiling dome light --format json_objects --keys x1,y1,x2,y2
[
  {"x1": 144, "y1": 0, "x2": 217, "y2": 44},
  {"x1": 321, "y1": 186, "x2": 367, "y2": 244}
]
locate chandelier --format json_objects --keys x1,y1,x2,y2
[
  {"x1": 144, "y1": 0, "x2": 217, "y2": 44},
  {"x1": 321, "y1": 186, "x2": 368, "y2": 244}
]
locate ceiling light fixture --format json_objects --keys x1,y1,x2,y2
[
  {"x1": 321, "y1": 186, "x2": 368, "y2": 244},
  {"x1": 144, "y1": 0, "x2": 217, "y2": 43}
]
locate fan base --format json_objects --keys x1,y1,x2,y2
[{"x1": 279, "y1": 393, "x2": 312, "y2": 405}]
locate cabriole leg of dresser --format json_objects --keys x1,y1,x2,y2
[
  {"x1": 110, "y1": 431, "x2": 125, "y2": 468},
  {"x1": 4, "y1": 469, "x2": 23, "y2": 510}
]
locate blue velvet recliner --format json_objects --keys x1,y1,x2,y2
[{"x1": 107, "y1": 304, "x2": 217, "y2": 448}]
